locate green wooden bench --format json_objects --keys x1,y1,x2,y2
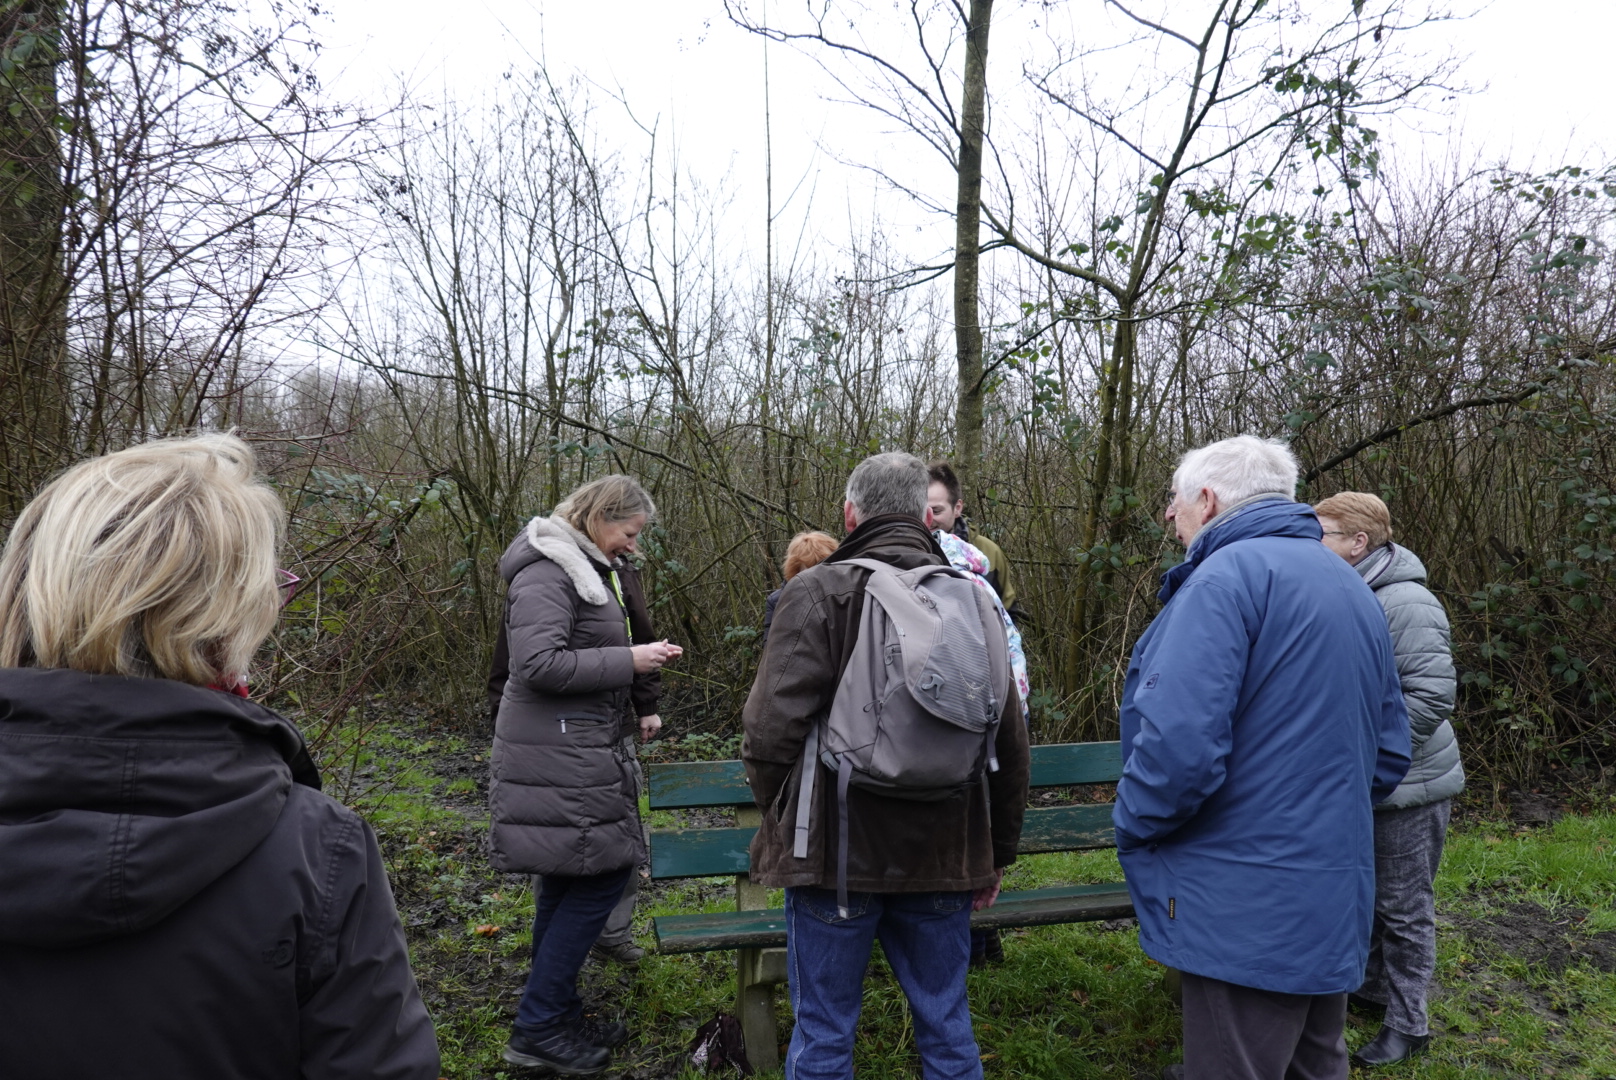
[{"x1": 646, "y1": 742, "x2": 1133, "y2": 1070}]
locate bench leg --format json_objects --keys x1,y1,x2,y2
[
  {"x1": 738, "y1": 946, "x2": 786, "y2": 1071},
  {"x1": 733, "y1": 812, "x2": 787, "y2": 1071}
]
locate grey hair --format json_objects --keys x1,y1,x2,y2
[
  {"x1": 845, "y1": 452, "x2": 929, "y2": 521},
  {"x1": 1173, "y1": 435, "x2": 1300, "y2": 507}
]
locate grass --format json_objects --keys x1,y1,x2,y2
[{"x1": 336, "y1": 722, "x2": 1616, "y2": 1079}]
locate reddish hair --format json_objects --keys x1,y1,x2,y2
[{"x1": 782, "y1": 531, "x2": 837, "y2": 580}]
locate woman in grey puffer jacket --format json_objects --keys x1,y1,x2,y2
[
  {"x1": 491, "y1": 475, "x2": 681, "y2": 1076},
  {"x1": 1316, "y1": 492, "x2": 1463, "y2": 1068}
]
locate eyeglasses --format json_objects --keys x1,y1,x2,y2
[
  {"x1": 277, "y1": 568, "x2": 301, "y2": 608},
  {"x1": 1320, "y1": 531, "x2": 1361, "y2": 539}
]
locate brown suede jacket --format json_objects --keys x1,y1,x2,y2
[{"x1": 741, "y1": 514, "x2": 1030, "y2": 893}]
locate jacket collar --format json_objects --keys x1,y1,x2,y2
[
  {"x1": 827, "y1": 513, "x2": 947, "y2": 565},
  {"x1": 1158, "y1": 495, "x2": 1321, "y2": 603},
  {"x1": 524, "y1": 514, "x2": 613, "y2": 605}
]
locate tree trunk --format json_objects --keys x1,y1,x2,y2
[
  {"x1": 1063, "y1": 309, "x2": 1134, "y2": 700},
  {"x1": 952, "y1": 0, "x2": 992, "y2": 501},
  {"x1": 0, "y1": 0, "x2": 67, "y2": 522}
]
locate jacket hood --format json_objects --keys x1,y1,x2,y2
[
  {"x1": 0, "y1": 668, "x2": 319, "y2": 948},
  {"x1": 1159, "y1": 497, "x2": 1321, "y2": 603},
  {"x1": 1356, "y1": 542, "x2": 1429, "y2": 590},
  {"x1": 501, "y1": 515, "x2": 614, "y2": 605}
]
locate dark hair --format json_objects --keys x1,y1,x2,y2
[{"x1": 927, "y1": 461, "x2": 961, "y2": 505}]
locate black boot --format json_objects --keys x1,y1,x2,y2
[
  {"x1": 1350, "y1": 1025, "x2": 1430, "y2": 1066},
  {"x1": 574, "y1": 1013, "x2": 629, "y2": 1050},
  {"x1": 503, "y1": 1023, "x2": 611, "y2": 1074},
  {"x1": 982, "y1": 927, "x2": 1006, "y2": 964}
]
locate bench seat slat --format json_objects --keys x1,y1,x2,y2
[
  {"x1": 648, "y1": 743, "x2": 1124, "y2": 811},
  {"x1": 650, "y1": 804, "x2": 1118, "y2": 880},
  {"x1": 653, "y1": 882, "x2": 1133, "y2": 953}
]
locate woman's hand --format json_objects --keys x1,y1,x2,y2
[
  {"x1": 631, "y1": 640, "x2": 683, "y2": 674},
  {"x1": 638, "y1": 714, "x2": 663, "y2": 742}
]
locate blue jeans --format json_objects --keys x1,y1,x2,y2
[
  {"x1": 784, "y1": 886, "x2": 982, "y2": 1080},
  {"x1": 515, "y1": 865, "x2": 634, "y2": 1034}
]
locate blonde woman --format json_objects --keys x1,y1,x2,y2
[
  {"x1": 0, "y1": 434, "x2": 439, "y2": 1080},
  {"x1": 490, "y1": 474, "x2": 681, "y2": 1075},
  {"x1": 1315, "y1": 492, "x2": 1462, "y2": 1067}
]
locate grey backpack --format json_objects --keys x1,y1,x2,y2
[{"x1": 793, "y1": 557, "x2": 1009, "y2": 915}]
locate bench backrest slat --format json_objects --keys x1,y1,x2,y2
[
  {"x1": 649, "y1": 802, "x2": 1118, "y2": 880},
  {"x1": 648, "y1": 759, "x2": 750, "y2": 809},
  {"x1": 647, "y1": 742, "x2": 1121, "y2": 811}
]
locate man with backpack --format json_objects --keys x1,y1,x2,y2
[{"x1": 741, "y1": 452, "x2": 1030, "y2": 1080}]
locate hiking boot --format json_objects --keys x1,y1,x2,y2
[
  {"x1": 590, "y1": 939, "x2": 646, "y2": 966},
  {"x1": 982, "y1": 927, "x2": 1006, "y2": 964},
  {"x1": 574, "y1": 1013, "x2": 629, "y2": 1050},
  {"x1": 1350, "y1": 1026, "x2": 1429, "y2": 1067},
  {"x1": 502, "y1": 1025, "x2": 611, "y2": 1075}
]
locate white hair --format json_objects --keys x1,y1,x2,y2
[{"x1": 1174, "y1": 435, "x2": 1299, "y2": 507}]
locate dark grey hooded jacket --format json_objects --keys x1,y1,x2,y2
[
  {"x1": 0, "y1": 668, "x2": 439, "y2": 1080},
  {"x1": 489, "y1": 515, "x2": 646, "y2": 876},
  {"x1": 1356, "y1": 542, "x2": 1466, "y2": 809}
]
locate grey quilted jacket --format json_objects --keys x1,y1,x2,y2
[
  {"x1": 1356, "y1": 543, "x2": 1465, "y2": 809},
  {"x1": 489, "y1": 515, "x2": 646, "y2": 876}
]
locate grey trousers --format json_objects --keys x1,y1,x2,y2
[
  {"x1": 532, "y1": 734, "x2": 646, "y2": 947},
  {"x1": 1181, "y1": 972, "x2": 1347, "y2": 1080},
  {"x1": 1357, "y1": 798, "x2": 1450, "y2": 1037}
]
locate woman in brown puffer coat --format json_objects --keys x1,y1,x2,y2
[{"x1": 489, "y1": 474, "x2": 681, "y2": 1076}]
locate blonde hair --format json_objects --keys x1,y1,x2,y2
[
  {"x1": 554, "y1": 474, "x2": 656, "y2": 545},
  {"x1": 1313, "y1": 491, "x2": 1394, "y2": 549},
  {"x1": 0, "y1": 433, "x2": 286, "y2": 685},
  {"x1": 782, "y1": 531, "x2": 837, "y2": 580}
]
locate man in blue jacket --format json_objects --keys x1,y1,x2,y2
[{"x1": 1114, "y1": 435, "x2": 1412, "y2": 1080}]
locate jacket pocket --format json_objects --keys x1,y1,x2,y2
[{"x1": 554, "y1": 711, "x2": 618, "y2": 746}]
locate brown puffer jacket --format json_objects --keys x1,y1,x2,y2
[
  {"x1": 489, "y1": 515, "x2": 646, "y2": 876},
  {"x1": 741, "y1": 514, "x2": 1030, "y2": 893}
]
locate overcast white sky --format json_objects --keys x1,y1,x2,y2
[{"x1": 313, "y1": 0, "x2": 1616, "y2": 266}]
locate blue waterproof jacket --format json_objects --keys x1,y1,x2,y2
[{"x1": 1113, "y1": 497, "x2": 1411, "y2": 995}]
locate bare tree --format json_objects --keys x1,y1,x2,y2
[
  {"x1": 0, "y1": 0, "x2": 371, "y2": 519},
  {"x1": 727, "y1": 0, "x2": 1001, "y2": 497}
]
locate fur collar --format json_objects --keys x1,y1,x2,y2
[{"x1": 524, "y1": 515, "x2": 613, "y2": 605}]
